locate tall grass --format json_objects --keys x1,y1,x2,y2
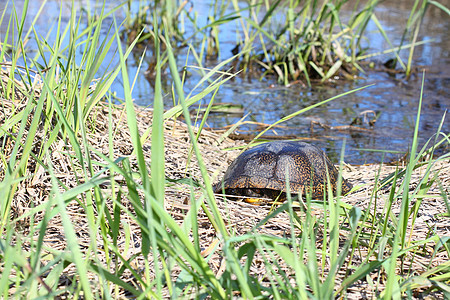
[{"x1": 0, "y1": 1, "x2": 449, "y2": 299}]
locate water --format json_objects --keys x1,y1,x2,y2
[{"x1": 1, "y1": 0, "x2": 448, "y2": 164}]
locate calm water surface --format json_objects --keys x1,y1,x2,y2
[{"x1": 1, "y1": 0, "x2": 448, "y2": 164}]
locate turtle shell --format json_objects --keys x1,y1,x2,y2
[{"x1": 214, "y1": 141, "x2": 352, "y2": 200}]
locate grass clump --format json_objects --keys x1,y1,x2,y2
[
  {"x1": 0, "y1": 1, "x2": 449, "y2": 299},
  {"x1": 123, "y1": 0, "x2": 449, "y2": 86}
]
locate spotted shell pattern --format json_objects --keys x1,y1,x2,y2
[{"x1": 214, "y1": 141, "x2": 352, "y2": 199}]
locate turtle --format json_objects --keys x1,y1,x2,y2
[{"x1": 214, "y1": 141, "x2": 352, "y2": 202}]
